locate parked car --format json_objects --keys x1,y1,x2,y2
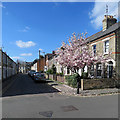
[
  {"x1": 31, "y1": 71, "x2": 37, "y2": 78},
  {"x1": 28, "y1": 70, "x2": 36, "y2": 77},
  {"x1": 33, "y1": 73, "x2": 46, "y2": 82}
]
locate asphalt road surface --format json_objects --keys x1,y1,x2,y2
[{"x1": 2, "y1": 74, "x2": 119, "y2": 118}]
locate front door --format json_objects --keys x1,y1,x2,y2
[
  {"x1": 107, "y1": 61, "x2": 113, "y2": 78},
  {"x1": 97, "y1": 63, "x2": 102, "y2": 78}
]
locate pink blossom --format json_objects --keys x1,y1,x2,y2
[{"x1": 55, "y1": 33, "x2": 111, "y2": 72}]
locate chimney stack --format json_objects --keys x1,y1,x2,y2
[{"x1": 102, "y1": 15, "x2": 117, "y2": 31}]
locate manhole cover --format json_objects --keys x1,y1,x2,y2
[
  {"x1": 61, "y1": 105, "x2": 78, "y2": 112},
  {"x1": 39, "y1": 111, "x2": 53, "y2": 117}
]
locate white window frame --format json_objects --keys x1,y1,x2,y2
[
  {"x1": 104, "y1": 40, "x2": 109, "y2": 54},
  {"x1": 97, "y1": 63, "x2": 102, "y2": 78}
]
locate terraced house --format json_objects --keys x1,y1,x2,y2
[
  {"x1": 47, "y1": 15, "x2": 120, "y2": 81},
  {"x1": 87, "y1": 15, "x2": 120, "y2": 79}
]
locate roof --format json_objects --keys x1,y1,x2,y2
[{"x1": 87, "y1": 21, "x2": 120, "y2": 43}]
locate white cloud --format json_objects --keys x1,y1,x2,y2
[
  {"x1": 89, "y1": 0, "x2": 119, "y2": 29},
  {"x1": 20, "y1": 53, "x2": 32, "y2": 56},
  {"x1": 11, "y1": 56, "x2": 21, "y2": 59},
  {"x1": 0, "y1": 4, "x2": 6, "y2": 8},
  {"x1": 16, "y1": 40, "x2": 36, "y2": 48},
  {"x1": 18, "y1": 26, "x2": 31, "y2": 32}
]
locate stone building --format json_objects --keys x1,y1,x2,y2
[
  {"x1": 87, "y1": 15, "x2": 120, "y2": 79},
  {"x1": 46, "y1": 51, "x2": 64, "y2": 74},
  {"x1": 45, "y1": 53, "x2": 54, "y2": 71},
  {"x1": 46, "y1": 15, "x2": 120, "y2": 80}
]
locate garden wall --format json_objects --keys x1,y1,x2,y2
[
  {"x1": 48, "y1": 74, "x2": 57, "y2": 81},
  {"x1": 81, "y1": 78, "x2": 116, "y2": 90},
  {"x1": 47, "y1": 74, "x2": 65, "y2": 83},
  {"x1": 49, "y1": 74, "x2": 53, "y2": 80},
  {"x1": 57, "y1": 75, "x2": 65, "y2": 83}
]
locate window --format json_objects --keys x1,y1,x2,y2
[
  {"x1": 104, "y1": 40, "x2": 109, "y2": 54},
  {"x1": 61, "y1": 67, "x2": 63, "y2": 73},
  {"x1": 90, "y1": 64, "x2": 94, "y2": 77},
  {"x1": 97, "y1": 63, "x2": 102, "y2": 77},
  {"x1": 92, "y1": 45, "x2": 96, "y2": 55},
  {"x1": 107, "y1": 61, "x2": 113, "y2": 78},
  {"x1": 67, "y1": 67, "x2": 70, "y2": 74}
]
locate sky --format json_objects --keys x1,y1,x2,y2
[{"x1": 1, "y1": 1, "x2": 119, "y2": 62}]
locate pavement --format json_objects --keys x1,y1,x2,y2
[
  {"x1": 47, "y1": 80, "x2": 120, "y2": 97},
  {"x1": 2, "y1": 74, "x2": 19, "y2": 95}
]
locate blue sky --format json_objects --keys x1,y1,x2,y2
[{"x1": 2, "y1": 2, "x2": 118, "y2": 62}]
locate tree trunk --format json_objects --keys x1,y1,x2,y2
[{"x1": 77, "y1": 81, "x2": 80, "y2": 94}]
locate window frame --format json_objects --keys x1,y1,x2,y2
[
  {"x1": 92, "y1": 44, "x2": 96, "y2": 56},
  {"x1": 104, "y1": 40, "x2": 109, "y2": 54}
]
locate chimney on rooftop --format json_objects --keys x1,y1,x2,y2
[
  {"x1": 102, "y1": 15, "x2": 117, "y2": 31},
  {"x1": 52, "y1": 51, "x2": 55, "y2": 55}
]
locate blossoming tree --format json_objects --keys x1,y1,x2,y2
[
  {"x1": 55, "y1": 33, "x2": 111, "y2": 75},
  {"x1": 55, "y1": 32, "x2": 111, "y2": 94}
]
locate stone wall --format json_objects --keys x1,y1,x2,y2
[
  {"x1": 48, "y1": 74, "x2": 57, "y2": 81},
  {"x1": 81, "y1": 78, "x2": 116, "y2": 90},
  {"x1": 47, "y1": 74, "x2": 65, "y2": 83},
  {"x1": 57, "y1": 75, "x2": 65, "y2": 83},
  {"x1": 49, "y1": 74, "x2": 53, "y2": 80}
]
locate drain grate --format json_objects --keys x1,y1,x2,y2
[
  {"x1": 39, "y1": 111, "x2": 53, "y2": 117},
  {"x1": 61, "y1": 105, "x2": 78, "y2": 112}
]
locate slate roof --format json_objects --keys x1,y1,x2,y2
[{"x1": 87, "y1": 21, "x2": 120, "y2": 43}]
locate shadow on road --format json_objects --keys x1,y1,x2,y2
[{"x1": 2, "y1": 74, "x2": 60, "y2": 97}]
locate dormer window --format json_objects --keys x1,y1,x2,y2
[
  {"x1": 92, "y1": 44, "x2": 96, "y2": 56},
  {"x1": 104, "y1": 40, "x2": 109, "y2": 54}
]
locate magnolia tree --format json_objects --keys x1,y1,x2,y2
[{"x1": 55, "y1": 33, "x2": 111, "y2": 75}]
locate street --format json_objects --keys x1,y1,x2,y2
[{"x1": 2, "y1": 74, "x2": 118, "y2": 118}]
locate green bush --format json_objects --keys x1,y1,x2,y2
[
  {"x1": 81, "y1": 72, "x2": 88, "y2": 79},
  {"x1": 65, "y1": 74, "x2": 78, "y2": 88},
  {"x1": 46, "y1": 64, "x2": 56, "y2": 74},
  {"x1": 46, "y1": 69, "x2": 53, "y2": 74},
  {"x1": 51, "y1": 64, "x2": 56, "y2": 74},
  {"x1": 56, "y1": 72, "x2": 64, "y2": 76}
]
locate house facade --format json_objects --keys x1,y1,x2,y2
[
  {"x1": 87, "y1": 15, "x2": 120, "y2": 79},
  {"x1": 37, "y1": 56, "x2": 45, "y2": 72},
  {"x1": 47, "y1": 15, "x2": 120, "y2": 80},
  {"x1": 31, "y1": 55, "x2": 46, "y2": 72},
  {"x1": 31, "y1": 62, "x2": 37, "y2": 71}
]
